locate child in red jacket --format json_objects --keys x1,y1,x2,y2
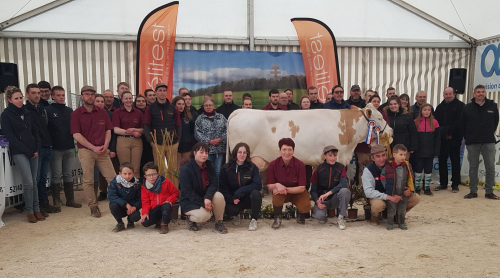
[{"x1": 140, "y1": 162, "x2": 179, "y2": 234}]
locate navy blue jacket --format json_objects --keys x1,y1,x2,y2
[
  {"x1": 45, "y1": 103, "x2": 74, "y2": 150},
  {"x1": 108, "y1": 176, "x2": 142, "y2": 209},
  {"x1": 1, "y1": 103, "x2": 40, "y2": 158},
  {"x1": 179, "y1": 158, "x2": 218, "y2": 212},
  {"x1": 324, "y1": 99, "x2": 351, "y2": 110},
  {"x1": 25, "y1": 101, "x2": 52, "y2": 147},
  {"x1": 219, "y1": 160, "x2": 262, "y2": 204}
]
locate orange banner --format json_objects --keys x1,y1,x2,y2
[
  {"x1": 291, "y1": 18, "x2": 340, "y2": 103},
  {"x1": 136, "y1": 1, "x2": 179, "y2": 99}
]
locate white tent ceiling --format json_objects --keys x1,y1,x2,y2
[{"x1": 0, "y1": 0, "x2": 497, "y2": 44}]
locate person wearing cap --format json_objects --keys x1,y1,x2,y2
[
  {"x1": 71, "y1": 85, "x2": 118, "y2": 218},
  {"x1": 143, "y1": 83, "x2": 182, "y2": 187},
  {"x1": 37, "y1": 81, "x2": 52, "y2": 107},
  {"x1": 307, "y1": 86, "x2": 324, "y2": 109},
  {"x1": 346, "y1": 85, "x2": 366, "y2": 108},
  {"x1": 324, "y1": 85, "x2": 351, "y2": 110},
  {"x1": 267, "y1": 138, "x2": 311, "y2": 229},
  {"x1": 310, "y1": 145, "x2": 350, "y2": 230},
  {"x1": 361, "y1": 144, "x2": 420, "y2": 226}
]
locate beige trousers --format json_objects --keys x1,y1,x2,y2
[
  {"x1": 78, "y1": 148, "x2": 116, "y2": 208},
  {"x1": 116, "y1": 137, "x2": 143, "y2": 177},
  {"x1": 185, "y1": 192, "x2": 226, "y2": 222}
]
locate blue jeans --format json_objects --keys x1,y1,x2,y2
[
  {"x1": 50, "y1": 149, "x2": 74, "y2": 183},
  {"x1": 467, "y1": 143, "x2": 495, "y2": 194},
  {"x1": 13, "y1": 154, "x2": 39, "y2": 214},
  {"x1": 208, "y1": 153, "x2": 225, "y2": 178},
  {"x1": 36, "y1": 146, "x2": 53, "y2": 205}
]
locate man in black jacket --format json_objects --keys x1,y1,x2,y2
[
  {"x1": 45, "y1": 86, "x2": 82, "y2": 209},
  {"x1": 346, "y1": 85, "x2": 366, "y2": 108},
  {"x1": 379, "y1": 87, "x2": 396, "y2": 112},
  {"x1": 434, "y1": 87, "x2": 464, "y2": 192},
  {"x1": 25, "y1": 84, "x2": 61, "y2": 214},
  {"x1": 285, "y1": 89, "x2": 300, "y2": 110},
  {"x1": 461, "y1": 85, "x2": 499, "y2": 200},
  {"x1": 216, "y1": 90, "x2": 240, "y2": 119},
  {"x1": 37, "y1": 81, "x2": 52, "y2": 108},
  {"x1": 308, "y1": 86, "x2": 324, "y2": 109}
]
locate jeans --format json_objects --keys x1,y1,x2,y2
[
  {"x1": 208, "y1": 153, "x2": 225, "y2": 178},
  {"x1": 224, "y1": 190, "x2": 262, "y2": 220},
  {"x1": 466, "y1": 143, "x2": 496, "y2": 194},
  {"x1": 36, "y1": 146, "x2": 53, "y2": 205},
  {"x1": 439, "y1": 139, "x2": 462, "y2": 188},
  {"x1": 13, "y1": 154, "x2": 39, "y2": 214},
  {"x1": 142, "y1": 203, "x2": 173, "y2": 226},
  {"x1": 50, "y1": 149, "x2": 74, "y2": 183},
  {"x1": 109, "y1": 202, "x2": 141, "y2": 224}
]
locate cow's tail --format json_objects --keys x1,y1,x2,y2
[{"x1": 226, "y1": 109, "x2": 237, "y2": 162}]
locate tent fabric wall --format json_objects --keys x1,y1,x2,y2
[{"x1": 0, "y1": 37, "x2": 469, "y2": 109}]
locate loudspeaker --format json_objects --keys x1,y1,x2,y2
[
  {"x1": 448, "y1": 68, "x2": 467, "y2": 94},
  {"x1": 0, "y1": 63, "x2": 19, "y2": 94}
]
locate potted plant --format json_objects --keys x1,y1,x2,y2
[
  {"x1": 243, "y1": 209, "x2": 251, "y2": 219},
  {"x1": 261, "y1": 204, "x2": 274, "y2": 219},
  {"x1": 347, "y1": 180, "x2": 367, "y2": 219},
  {"x1": 283, "y1": 204, "x2": 297, "y2": 219}
]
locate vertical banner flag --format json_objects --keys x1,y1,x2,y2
[
  {"x1": 136, "y1": 1, "x2": 179, "y2": 99},
  {"x1": 291, "y1": 18, "x2": 340, "y2": 103}
]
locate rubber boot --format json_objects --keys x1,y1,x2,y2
[
  {"x1": 398, "y1": 215, "x2": 407, "y2": 230},
  {"x1": 414, "y1": 172, "x2": 423, "y2": 195},
  {"x1": 64, "y1": 182, "x2": 82, "y2": 208},
  {"x1": 424, "y1": 174, "x2": 433, "y2": 196},
  {"x1": 51, "y1": 183, "x2": 62, "y2": 207},
  {"x1": 272, "y1": 206, "x2": 283, "y2": 229}
]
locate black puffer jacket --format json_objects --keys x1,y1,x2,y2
[
  {"x1": 45, "y1": 103, "x2": 74, "y2": 150},
  {"x1": 1, "y1": 103, "x2": 40, "y2": 157},
  {"x1": 25, "y1": 101, "x2": 52, "y2": 147},
  {"x1": 434, "y1": 97, "x2": 464, "y2": 145},
  {"x1": 216, "y1": 102, "x2": 240, "y2": 119},
  {"x1": 219, "y1": 160, "x2": 262, "y2": 204},
  {"x1": 461, "y1": 98, "x2": 499, "y2": 145},
  {"x1": 386, "y1": 107, "x2": 419, "y2": 151}
]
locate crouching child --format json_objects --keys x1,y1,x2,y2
[
  {"x1": 140, "y1": 162, "x2": 180, "y2": 234},
  {"x1": 386, "y1": 144, "x2": 415, "y2": 230},
  {"x1": 310, "y1": 145, "x2": 351, "y2": 230},
  {"x1": 108, "y1": 162, "x2": 142, "y2": 233}
]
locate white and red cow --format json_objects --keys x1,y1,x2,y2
[{"x1": 226, "y1": 103, "x2": 392, "y2": 171}]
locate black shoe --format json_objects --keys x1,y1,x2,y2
[
  {"x1": 40, "y1": 203, "x2": 61, "y2": 213},
  {"x1": 424, "y1": 189, "x2": 433, "y2": 196},
  {"x1": 485, "y1": 193, "x2": 499, "y2": 200},
  {"x1": 215, "y1": 220, "x2": 228, "y2": 234},
  {"x1": 296, "y1": 213, "x2": 305, "y2": 225},
  {"x1": 187, "y1": 219, "x2": 199, "y2": 231},
  {"x1": 451, "y1": 187, "x2": 459, "y2": 193},
  {"x1": 434, "y1": 185, "x2": 447, "y2": 191},
  {"x1": 415, "y1": 188, "x2": 421, "y2": 195},
  {"x1": 464, "y1": 193, "x2": 478, "y2": 199},
  {"x1": 112, "y1": 223, "x2": 125, "y2": 233},
  {"x1": 127, "y1": 222, "x2": 135, "y2": 229},
  {"x1": 97, "y1": 192, "x2": 107, "y2": 201}
]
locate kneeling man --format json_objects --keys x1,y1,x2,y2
[{"x1": 362, "y1": 145, "x2": 420, "y2": 226}]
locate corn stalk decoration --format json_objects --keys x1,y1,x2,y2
[{"x1": 151, "y1": 129, "x2": 176, "y2": 182}]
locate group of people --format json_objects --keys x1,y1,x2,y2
[{"x1": 2, "y1": 80, "x2": 498, "y2": 233}]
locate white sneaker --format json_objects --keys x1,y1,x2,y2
[
  {"x1": 233, "y1": 215, "x2": 241, "y2": 226},
  {"x1": 248, "y1": 219, "x2": 257, "y2": 231},
  {"x1": 338, "y1": 216, "x2": 346, "y2": 230}
]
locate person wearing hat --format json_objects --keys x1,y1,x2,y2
[
  {"x1": 361, "y1": 144, "x2": 420, "y2": 226},
  {"x1": 310, "y1": 145, "x2": 350, "y2": 230},
  {"x1": 143, "y1": 82, "x2": 182, "y2": 187},
  {"x1": 346, "y1": 85, "x2": 366, "y2": 108},
  {"x1": 71, "y1": 85, "x2": 117, "y2": 218},
  {"x1": 324, "y1": 85, "x2": 351, "y2": 110}
]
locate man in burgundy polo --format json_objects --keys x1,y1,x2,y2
[
  {"x1": 261, "y1": 89, "x2": 287, "y2": 110},
  {"x1": 266, "y1": 138, "x2": 311, "y2": 229},
  {"x1": 71, "y1": 85, "x2": 117, "y2": 218}
]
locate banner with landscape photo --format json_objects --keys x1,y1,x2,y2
[{"x1": 172, "y1": 50, "x2": 307, "y2": 109}]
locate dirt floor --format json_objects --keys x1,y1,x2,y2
[{"x1": 0, "y1": 184, "x2": 499, "y2": 278}]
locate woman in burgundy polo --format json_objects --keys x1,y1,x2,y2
[
  {"x1": 266, "y1": 138, "x2": 311, "y2": 229},
  {"x1": 113, "y1": 91, "x2": 144, "y2": 178}
]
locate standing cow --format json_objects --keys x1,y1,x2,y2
[{"x1": 226, "y1": 103, "x2": 392, "y2": 172}]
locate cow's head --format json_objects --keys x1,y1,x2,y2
[{"x1": 361, "y1": 103, "x2": 393, "y2": 145}]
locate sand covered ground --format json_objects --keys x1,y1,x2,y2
[{"x1": 0, "y1": 184, "x2": 499, "y2": 278}]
